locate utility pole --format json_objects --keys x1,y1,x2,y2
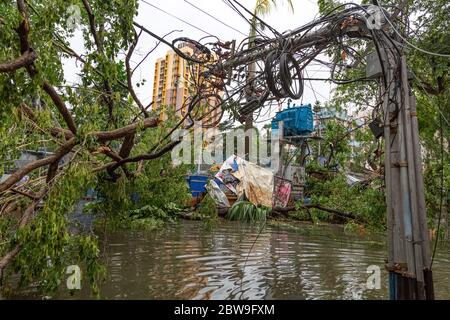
[
  {"x1": 244, "y1": 62, "x2": 255, "y2": 161},
  {"x1": 219, "y1": 9, "x2": 435, "y2": 299},
  {"x1": 381, "y1": 44, "x2": 434, "y2": 299}
]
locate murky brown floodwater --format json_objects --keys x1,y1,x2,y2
[{"x1": 51, "y1": 220, "x2": 450, "y2": 300}]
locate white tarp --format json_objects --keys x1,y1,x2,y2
[
  {"x1": 233, "y1": 160, "x2": 274, "y2": 208},
  {"x1": 346, "y1": 173, "x2": 365, "y2": 186},
  {"x1": 214, "y1": 155, "x2": 274, "y2": 208}
]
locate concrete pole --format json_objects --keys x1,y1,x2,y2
[
  {"x1": 382, "y1": 48, "x2": 408, "y2": 299},
  {"x1": 382, "y1": 51, "x2": 434, "y2": 300},
  {"x1": 381, "y1": 70, "x2": 394, "y2": 278},
  {"x1": 400, "y1": 55, "x2": 426, "y2": 298},
  {"x1": 407, "y1": 73, "x2": 434, "y2": 299}
]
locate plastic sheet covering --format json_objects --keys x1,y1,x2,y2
[
  {"x1": 233, "y1": 161, "x2": 274, "y2": 208},
  {"x1": 206, "y1": 180, "x2": 230, "y2": 208},
  {"x1": 273, "y1": 180, "x2": 291, "y2": 208},
  {"x1": 215, "y1": 155, "x2": 243, "y2": 194}
]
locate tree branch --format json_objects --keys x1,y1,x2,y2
[
  {"x1": 0, "y1": 138, "x2": 77, "y2": 194},
  {"x1": 119, "y1": 134, "x2": 135, "y2": 159},
  {"x1": 93, "y1": 146, "x2": 133, "y2": 178},
  {"x1": 53, "y1": 39, "x2": 129, "y2": 90},
  {"x1": 81, "y1": 0, "x2": 103, "y2": 52},
  {"x1": 15, "y1": 0, "x2": 78, "y2": 135},
  {"x1": 0, "y1": 197, "x2": 41, "y2": 277},
  {"x1": 0, "y1": 50, "x2": 37, "y2": 73},
  {"x1": 126, "y1": 30, "x2": 148, "y2": 117},
  {"x1": 107, "y1": 139, "x2": 181, "y2": 173},
  {"x1": 272, "y1": 203, "x2": 361, "y2": 222},
  {"x1": 10, "y1": 187, "x2": 40, "y2": 200},
  {"x1": 46, "y1": 158, "x2": 62, "y2": 183},
  {"x1": 92, "y1": 117, "x2": 159, "y2": 143},
  {"x1": 20, "y1": 103, "x2": 75, "y2": 140},
  {"x1": 16, "y1": 0, "x2": 30, "y2": 54},
  {"x1": 42, "y1": 82, "x2": 78, "y2": 134}
]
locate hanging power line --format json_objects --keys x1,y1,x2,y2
[
  {"x1": 304, "y1": 81, "x2": 328, "y2": 101},
  {"x1": 228, "y1": 0, "x2": 282, "y2": 38},
  {"x1": 221, "y1": 0, "x2": 271, "y2": 40},
  {"x1": 140, "y1": 0, "x2": 215, "y2": 37},
  {"x1": 410, "y1": 70, "x2": 450, "y2": 127},
  {"x1": 379, "y1": 4, "x2": 450, "y2": 58},
  {"x1": 183, "y1": 0, "x2": 247, "y2": 37},
  {"x1": 305, "y1": 69, "x2": 319, "y2": 102}
]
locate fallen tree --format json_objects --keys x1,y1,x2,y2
[
  {"x1": 272, "y1": 203, "x2": 360, "y2": 222},
  {"x1": 0, "y1": 0, "x2": 189, "y2": 295}
]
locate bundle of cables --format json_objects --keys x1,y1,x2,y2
[{"x1": 265, "y1": 50, "x2": 304, "y2": 100}]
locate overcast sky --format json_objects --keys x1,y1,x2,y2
[{"x1": 65, "y1": 0, "x2": 335, "y2": 127}]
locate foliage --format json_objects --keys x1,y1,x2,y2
[
  {"x1": 2, "y1": 163, "x2": 105, "y2": 296},
  {"x1": 88, "y1": 112, "x2": 192, "y2": 227},
  {"x1": 195, "y1": 194, "x2": 219, "y2": 229},
  {"x1": 197, "y1": 194, "x2": 218, "y2": 218},
  {"x1": 316, "y1": 0, "x2": 449, "y2": 234},
  {"x1": 304, "y1": 167, "x2": 386, "y2": 230},
  {"x1": 126, "y1": 204, "x2": 177, "y2": 230},
  {"x1": 0, "y1": 0, "x2": 192, "y2": 296},
  {"x1": 226, "y1": 200, "x2": 269, "y2": 223}
]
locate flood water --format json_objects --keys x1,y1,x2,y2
[{"x1": 54, "y1": 220, "x2": 450, "y2": 300}]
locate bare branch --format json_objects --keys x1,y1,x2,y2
[
  {"x1": 107, "y1": 139, "x2": 181, "y2": 173},
  {"x1": 126, "y1": 30, "x2": 148, "y2": 117},
  {"x1": 131, "y1": 29, "x2": 182, "y2": 75}
]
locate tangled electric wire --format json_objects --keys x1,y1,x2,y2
[{"x1": 137, "y1": 3, "x2": 418, "y2": 133}]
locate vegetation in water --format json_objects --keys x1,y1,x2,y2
[
  {"x1": 227, "y1": 201, "x2": 269, "y2": 224},
  {"x1": 197, "y1": 194, "x2": 217, "y2": 217},
  {"x1": 195, "y1": 194, "x2": 219, "y2": 230}
]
